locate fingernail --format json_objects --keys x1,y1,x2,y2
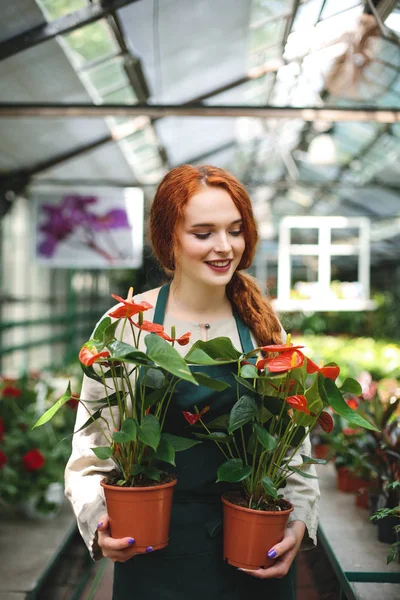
[
  {"x1": 145, "y1": 546, "x2": 153, "y2": 553},
  {"x1": 267, "y1": 549, "x2": 277, "y2": 558},
  {"x1": 97, "y1": 522, "x2": 103, "y2": 529},
  {"x1": 128, "y1": 538, "x2": 135, "y2": 545}
]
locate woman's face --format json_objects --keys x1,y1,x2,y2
[{"x1": 174, "y1": 186, "x2": 245, "y2": 287}]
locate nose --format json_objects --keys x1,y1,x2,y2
[{"x1": 213, "y1": 232, "x2": 231, "y2": 253}]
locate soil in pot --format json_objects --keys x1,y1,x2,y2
[
  {"x1": 101, "y1": 470, "x2": 177, "y2": 553},
  {"x1": 222, "y1": 491, "x2": 293, "y2": 570}
]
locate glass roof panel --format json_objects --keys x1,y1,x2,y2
[
  {"x1": 250, "y1": 0, "x2": 293, "y2": 26},
  {"x1": 63, "y1": 20, "x2": 119, "y2": 69},
  {"x1": 101, "y1": 86, "x2": 137, "y2": 104},
  {"x1": 37, "y1": 0, "x2": 86, "y2": 20},
  {"x1": 83, "y1": 56, "x2": 129, "y2": 96},
  {"x1": 320, "y1": 0, "x2": 361, "y2": 21},
  {"x1": 292, "y1": 0, "x2": 326, "y2": 30},
  {"x1": 250, "y1": 18, "x2": 286, "y2": 53}
]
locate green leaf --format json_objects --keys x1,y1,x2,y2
[
  {"x1": 107, "y1": 340, "x2": 151, "y2": 365},
  {"x1": 131, "y1": 464, "x2": 144, "y2": 476},
  {"x1": 145, "y1": 334, "x2": 198, "y2": 384},
  {"x1": 300, "y1": 454, "x2": 327, "y2": 465},
  {"x1": 81, "y1": 363, "x2": 103, "y2": 384},
  {"x1": 240, "y1": 364, "x2": 259, "y2": 379},
  {"x1": 193, "y1": 372, "x2": 231, "y2": 391},
  {"x1": 154, "y1": 437, "x2": 176, "y2": 465},
  {"x1": 324, "y1": 379, "x2": 379, "y2": 431},
  {"x1": 143, "y1": 384, "x2": 170, "y2": 410},
  {"x1": 216, "y1": 459, "x2": 252, "y2": 483},
  {"x1": 112, "y1": 418, "x2": 138, "y2": 443},
  {"x1": 228, "y1": 395, "x2": 258, "y2": 433},
  {"x1": 91, "y1": 446, "x2": 113, "y2": 460},
  {"x1": 194, "y1": 432, "x2": 233, "y2": 444},
  {"x1": 33, "y1": 382, "x2": 72, "y2": 428},
  {"x1": 201, "y1": 414, "x2": 230, "y2": 430},
  {"x1": 137, "y1": 414, "x2": 161, "y2": 450},
  {"x1": 93, "y1": 317, "x2": 112, "y2": 343},
  {"x1": 340, "y1": 378, "x2": 362, "y2": 396},
  {"x1": 145, "y1": 368, "x2": 166, "y2": 389},
  {"x1": 143, "y1": 466, "x2": 161, "y2": 481},
  {"x1": 161, "y1": 433, "x2": 201, "y2": 451},
  {"x1": 253, "y1": 423, "x2": 277, "y2": 451},
  {"x1": 259, "y1": 406, "x2": 273, "y2": 424},
  {"x1": 113, "y1": 431, "x2": 131, "y2": 443},
  {"x1": 288, "y1": 465, "x2": 319, "y2": 479},
  {"x1": 318, "y1": 376, "x2": 330, "y2": 406},
  {"x1": 122, "y1": 418, "x2": 137, "y2": 439},
  {"x1": 103, "y1": 320, "x2": 120, "y2": 346},
  {"x1": 234, "y1": 374, "x2": 257, "y2": 393},
  {"x1": 297, "y1": 377, "x2": 323, "y2": 427},
  {"x1": 74, "y1": 408, "x2": 103, "y2": 434},
  {"x1": 261, "y1": 476, "x2": 279, "y2": 499},
  {"x1": 185, "y1": 337, "x2": 241, "y2": 365}
]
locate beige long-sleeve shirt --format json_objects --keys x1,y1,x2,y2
[{"x1": 65, "y1": 293, "x2": 320, "y2": 560}]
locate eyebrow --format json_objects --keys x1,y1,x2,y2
[{"x1": 190, "y1": 219, "x2": 243, "y2": 228}]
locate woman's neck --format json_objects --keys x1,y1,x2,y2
[{"x1": 168, "y1": 279, "x2": 232, "y2": 322}]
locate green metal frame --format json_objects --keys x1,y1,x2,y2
[{"x1": 318, "y1": 525, "x2": 400, "y2": 600}]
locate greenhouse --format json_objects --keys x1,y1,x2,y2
[{"x1": 0, "y1": 0, "x2": 399, "y2": 599}]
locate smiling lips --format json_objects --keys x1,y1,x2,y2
[{"x1": 205, "y1": 259, "x2": 232, "y2": 273}]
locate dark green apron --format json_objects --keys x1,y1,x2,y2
[{"x1": 113, "y1": 284, "x2": 296, "y2": 599}]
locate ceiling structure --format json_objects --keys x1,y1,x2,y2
[{"x1": 0, "y1": 0, "x2": 399, "y2": 268}]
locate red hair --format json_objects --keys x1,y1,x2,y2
[{"x1": 149, "y1": 164, "x2": 282, "y2": 345}]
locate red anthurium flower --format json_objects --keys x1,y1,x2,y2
[
  {"x1": 343, "y1": 427, "x2": 362, "y2": 436},
  {"x1": 2, "y1": 385, "x2": 22, "y2": 398},
  {"x1": 0, "y1": 417, "x2": 4, "y2": 441},
  {"x1": 109, "y1": 287, "x2": 152, "y2": 319},
  {"x1": 346, "y1": 397, "x2": 359, "y2": 410},
  {"x1": 306, "y1": 358, "x2": 340, "y2": 380},
  {"x1": 22, "y1": 449, "x2": 45, "y2": 471},
  {"x1": 133, "y1": 320, "x2": 165, "y2": 334},
  {"x1": 318, "y1": 411, "x2": 334, "y2": 433},
  {"x1": 161, "y1": 331, "x2": 191, "y2": 346},
  {"x1": 260, "y1": 343, "x2": 304, "y2": 354},
  {"x1": 0, "y1": 449, "x2": 7, "y2": 469},
  {"x1": 79, "y1": 345, "x2": 110, "y2": 367},
  {"x1": 285, "y1": 394, "x2": 310, "y2": 414},
  {"x1": 258, "y1": 350, "x2": 305, "y2": 372},
  {"x1": 182, "y1": 406, "x2": 210, "y2": 425}
]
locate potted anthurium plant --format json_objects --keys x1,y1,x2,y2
[
  {"x1": 34, "y1": 288, "x2": 202, "y2": 553},
  {"x1": 183, "y1": 336, "x2": 379, "y2": 570}
]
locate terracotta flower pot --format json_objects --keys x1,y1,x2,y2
[
  {"x1": 100, "y1": 478, "x2": 177, "y2": 553},
  {"x1": 313, "y1": 444, "x2": 330, "y2": 460},
  {"x1": 222, "y1": 495, "x2": 294, "y2": 570},
  {"x1": 355, "y1": 483, "x2": 372, "y2": 509},
  {"x1": 337, "y1": 466, "x2": 352, "y2": 492}
]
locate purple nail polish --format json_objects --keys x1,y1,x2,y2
[
  {"x1": 128, "y1": 538, "x2": 135, "y2": 545},
  {"x1": 97, "y1": 522, "x2": 103, "y2": 529},
  {"x1": 268, "y1": 549, "x2": 277, "y2": 558},
  {"x1": 145, "y1": 546, "x2": 153, "y2": 553}
]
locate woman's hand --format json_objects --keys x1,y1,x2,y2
[
  {"x1": 96, "y1": 513, "x2": 153, "y2": 563},
  {"x1": 239, "y1": 520, "x2": 305, "y2": 579}
]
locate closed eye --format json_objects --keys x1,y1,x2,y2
[{"x1": 193, "y1": 230, "x2": 242, "y2": 240}]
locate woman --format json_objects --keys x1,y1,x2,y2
[{"x1": 65, "y1": 165, "x2": 319, "y2": 599}]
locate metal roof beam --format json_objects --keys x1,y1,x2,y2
[
  {"x1": 0, "y1": 103, "x2": 399, "y2": 121},
  {"x1": 0, "y1": 0, "x2": 141, "y2": 61}
]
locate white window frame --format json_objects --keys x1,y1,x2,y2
[{"x1": 276, "y1": 216, "x2": 377, "y2": 312}]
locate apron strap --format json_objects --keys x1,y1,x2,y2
[
  {"x1": 234, "y1": 312, "x2": 254, "y2": 353},
  {"x1": 153, "y1": 281, "x2": 254, "y2": 354},
  {"x1": 153, "y1": 282, "x2": 170, "y2": 325}
]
